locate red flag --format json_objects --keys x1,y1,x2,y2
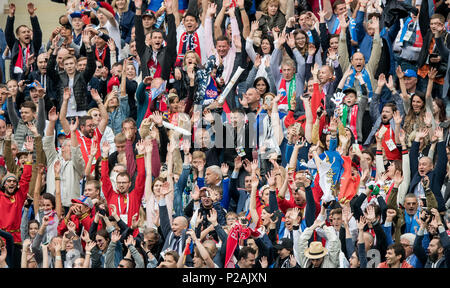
[{"x1": 338, "y1": 156, "x2": 360, "y2": 204}]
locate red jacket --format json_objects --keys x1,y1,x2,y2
[
  {"x1": 378, "y1": 261, "x2": 413, "y2": 268},
  {"x1": 101, "y1": 155, "x2": 146, "y2": 227},
  {"x1": 57, "y1": 213, "x2": 101, "y2": 236},
  {"x1": 0, "y1": 164, "x2": 32, "y2": 243}
]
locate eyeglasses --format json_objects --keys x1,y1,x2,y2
[
  {"x1": 117, "y1": 181, "x2": 130, "y2": 185},
  {"x1": 96, "y1": 65, "x2": 103, "y2": 69}
]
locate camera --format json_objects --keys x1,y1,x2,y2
[{"x1": 98, "y1": 208, "x2": 107, "y2": 216}]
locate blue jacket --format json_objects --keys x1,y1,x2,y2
[
  {"x1": 136, "y1": 82, "x2": 149, "y2": 128},
  {"x1": 355, "y1": 11, "x2": 400, "y2": 75},
  {"x1": 116, "y1": 10, "x2": 135, "y2": 44},
  {"x1": 107, "y1": 95, "x2": 130, "y2": 134},
  {"x1": 409, "y1": 141, "x2": 447, "y2": 211}
]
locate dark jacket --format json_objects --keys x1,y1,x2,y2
[
  {"x1": 5, "y1": 15, "x2": 42, "y2": 81},
  {"x1": 417, "y1": 0, "x2": 450, "y2": 78},
  {"x1": 47, "y1": 50, "x2": 96, "y2": 112},
  {"x1": 135, "y1": 13, "x2": 177, "y2": 80},
  {"x1": 413, "y1": 226, "x2": 450, "y2": 268},
  {"x1": 116, "y1": 10, "x2": 135, "y2": 44},
  {"x1": 409, "y1": 141, "x2": 447, "y2": 211}
]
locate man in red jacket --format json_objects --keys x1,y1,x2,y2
[
  {"x1": 57, "y1": 195, "x2": 97, "y2": 236},
  {"x1": 378, "y1": 243, "x2": 413, "y2": 268},
  {"x1": 0, "y1": 164, "x2": 32, "y2": 244},
  {"x1": 100, "y1": 140, "x2": 146, "y2": 228}
]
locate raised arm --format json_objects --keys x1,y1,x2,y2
[{"x1": 59, "y1": 87, "x2": 71, "y2": 134}]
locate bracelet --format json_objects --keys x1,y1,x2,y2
[
  {"x1": 55, "y1": 177, "x2": 61, "y2": 181},
  {"x1": 86, "y1": 251, "x2": 91, "y2": 255},
  {"x1": 239, "y1": 7, "x2": 245, "y2": 11},
  {"x1": 55, "y1": 256, "x2": 62, "y2": 261}
]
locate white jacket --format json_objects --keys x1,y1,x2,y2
[{"x1": 43, "y1": 135, "x2": 85, "y2": 207}]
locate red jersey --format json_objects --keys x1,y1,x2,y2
[
  {"x1": 101, "y1": 155, "x2": 146, "y2": 227},
  {"x1": 0, "y1": 164, "x2": 32, "y2": 243}
]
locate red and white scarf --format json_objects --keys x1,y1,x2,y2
[
  {"x1": 278, "y1": 75, "x2": 296, "y2": 111},
  {"x1": 14, "y1": 43, "x2": 31, "y2": 74},
  {"x1": 176, "y1": 32, "x2": 201, "y2": 64},
  {"x1": 95, "y1": 44, "x2": 108, "y2": 65}
]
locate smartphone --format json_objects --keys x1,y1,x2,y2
[
  {"x1": 112, "y1": 86, "x2": 120, "y2": 93},
  {"x1": 57, "y1": 36, "x2": 66, "y2": 47},
  {"x1": 420, "y1": 197, "x2": 427, "y2": 209},
  {"x1": 23, "y1": 80, "x2": 32, "y2": 85}
]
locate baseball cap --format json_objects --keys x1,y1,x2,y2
[
  {"x1": 404, "y1": 69, "x2": 417, "y2": 78},
  {"x1": 70, "y1": 12, "x2": 82, "y2": 19},
  {"x1": 143, "y1": 9, "x2": 156, "y2": 18},
  {"x1": 71, "y1": 195, "x2": 94, "y2": 209},
  {"x1": 57, "y1": 130, "x2": 66, "y2": 137},
  {"x1": 274, "y1": 238, "x2": 293, "y2": 251},
  {"x1": 343, "y1": 88, "x2": 357, "y2": 96}
]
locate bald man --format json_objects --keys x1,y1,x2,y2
[
  {"x1": 409, "y1": 129, "x2": 447, "y2": 211},
  {"x1": 159, "y1": 196, "x2": 189, "y2": 259},
  {"x1": 241, "y1": 88, "x2": 261, "y2": 114},
  {"x1": 338, "y1": 16, "x2": 381, "y2": 100}
]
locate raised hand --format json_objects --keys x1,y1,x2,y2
[
  {"x1": 24, "y1": 136, "x2": 34, "y2": 152},
  {"x1": 396, "y1": 66, "x2": 404, "y2": 79},
  {"x1": 26, "y1": 122, "x2": 39, "y2": 137},
  {"x1": 207, "y1": 208, "x2": 218, "y2": 226},
  {"x1": 234, "y1": 156, "x2": 243, "y2": 171},
  {"x1": 27, "y1": 2, "x2": 37, "y2": 16},
  {"x1": 9, "y1": 3, "x2": 16, "y2": 17},
  {"x1": 63, "y1": 87, "x2": 71, "y2": 101},
  {"x1": 207, "y1": 2, "x2": 217, "y2": 17},
  {"x1": 136, "y1": 139, "x2": 145, "y2": 154},
  {"x1": 111, "y1": 230, "x2": 121, "y2": 243},
  {"x1": 286, "y1": 32, "x2": 296, "y2": 49},
  {"x1": 131, "y1": 213, "x2": 139, "y2": 229},
  {"x1": 392, "y1": 170, "x2": 403, "y2": 187},
  {"x1": 69, "y1": 117, "x2": 79, "y2": 133},
  {"x1": 386, "y1": 209, "x2": 397, "y2": 222},
  {"x1": 124, "y1": 235, "x2": 136, "y2": 247},
  {"x1": 250, "y1": 159, "x2": 258, "y2": 172},
  {"x1": 377, "y1": 73, "x2": 386, "y2": 88},
  {"x1": 364, "y1": 205, "x2": 376, "y2": 223},
  {"x1": 101, "y1": 141, "x2": 110, "y2": 157},
  {"x1": 251, "y1": 20, "x2": 259, "y2": 33},
  {"x1": 428, "y1": 67, "x2": 438, "y2": 80},
  {"x1": 386, "y1": 75, "x2": 394, "y2": 91},
  {"x1": 54, "y1": 160, "x2": 61, "y2": 176},
  {"x1": 434, "y1": 125, "x2": 444, "y2": 140},
  {"x1": 415, "y1": 127, "x2": 430, "y2": 141},
  {"x1": 357, "y1": 216, "x2": 367, "y2": 230},
  {"x1": 331, "y1": 91, "x2": 345, "y2": 107}
]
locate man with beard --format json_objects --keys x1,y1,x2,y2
[
  {"x1": 60, "y1": 87, "x2": 108, "y2": 168},
  {"x1": 413, "y1": 208, "x2": 450, "y2": 268},
  {"x1": 5, "y1": 2, "x2": 42, "y2": 81},
  {"x1": 135, "y1": 0, "x2": 177, "y2": 80},
  {"x1": 100, "y1": 139, "x2": 146, "y2": 229},
  {"x1": 0, "y1": 161, "x2": 32, "y2": 267},
  {"x1": 364, "y1": 102, "x2": 401, "y2": 160}
]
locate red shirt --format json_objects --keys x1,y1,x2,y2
[
  {"x1": 378, "y1": 261, "x2": 413, "y2": 268},
  {"x1": 0, "y1": 164, "x2": 32, "y2": 243},
  {"x1": 101, "y1": 155, "x2": 146, "y2": 227},
  {"x1": 381, "y1": 124, "x2": 401, "y2": 160},
  {"x1": 68, "y1": 128, "x2": 103, "y2": 168}
]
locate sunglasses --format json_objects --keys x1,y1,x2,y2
[{"x1": 118, "y1": 264, "x2": 126, "y2": 268}]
